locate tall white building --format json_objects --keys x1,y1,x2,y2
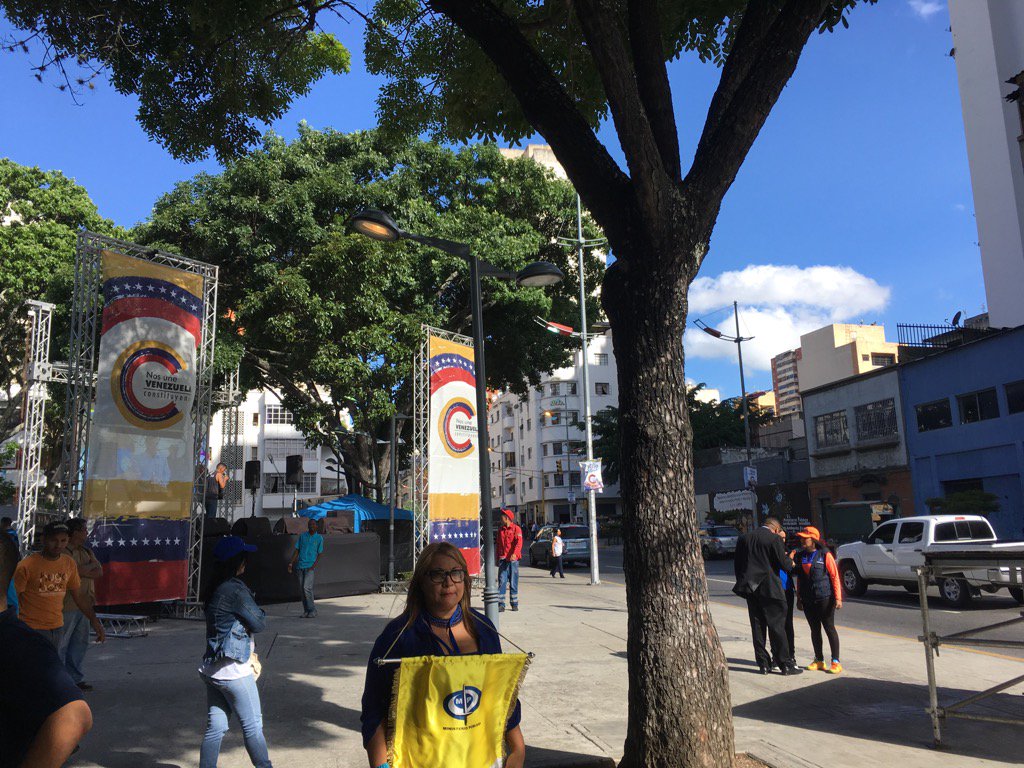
[
  {"x1": 950, "y1": 0, "x2": 1024, "y2": 329},
  {"x1": 486, "y1": 331, "x2": 621, "y2": 525},
  {"x1": 207, "y1": 390, "x2": 345, "y2": 523}
]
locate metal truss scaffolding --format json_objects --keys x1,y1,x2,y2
[
  {"x1": 412, "y1": 325, "x2": 474, "y2": 562},
  {"x1": 216, "y1": 366, "x2": 244, "y2": 518},
  {"x1": 59, "y1": 232, "x2": 218, "y2": 611},
  {"x1": 15, "y1": 300, "x2": 55, "y2": 554}
]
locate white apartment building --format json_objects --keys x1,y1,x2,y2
[
  {"x1": 486, "y1": 331, "x2": 621, "y2": 526},
  {"x1": 950, "y1": 1, "x2": 1024, "y2": 329},
  {"x1": 771, "y1": 348, "x2": 802, "y2": 416},
  {"x1": 207, "y1": 390, "x2": 345, "y2": 523}
]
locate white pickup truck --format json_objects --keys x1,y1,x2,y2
[{"x1": 836, "y1": 515, "x2": 1024, "y2": 607}]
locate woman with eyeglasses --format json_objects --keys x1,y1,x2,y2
[{"x1": 360, "y1": 542, "x2": 525, "y2": 768}]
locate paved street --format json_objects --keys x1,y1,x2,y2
[
  {"x1": 68, "y1": 543, "x2": 1024, "y2": 768},
  {"x1": 597, "y1": 545, "x2": 1024, "y2": 659}
]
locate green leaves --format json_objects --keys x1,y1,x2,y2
[{"x1": 136, "y1": 129, "x2": 604, "y2": 486}]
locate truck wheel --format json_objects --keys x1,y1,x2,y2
[
  {"x1": 701, "y1": 544, "x2": 712, "y2": 561},
  {"x1": 840, "y1": 562, "x2": 867, "y2": 597},
  {"x1": 1009, "y1": 587, "x2": 1024, "y2": 605},
  {"x1": 939, "y1": 577, "x2": 972, "y2": 608},
  {"x1": 903, "y1": 583, "x2": 919, "y2": 594}
]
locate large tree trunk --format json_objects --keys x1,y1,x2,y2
[{"x1": 604, "y1": 242, "x2": 734, "y2": 767}]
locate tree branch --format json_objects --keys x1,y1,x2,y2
[
  {"x1": 686, "y1": 0, "x2": 831, "y2": 225},
  {"x1": 573, "y1": 0, "x2": 673, "y2": 218},
  {"x1": 626, "y1": 0, "x2": 681, "y2": 180},
  {"x1": 427, "y1": 0, "x2": 633, "y2": 246}
]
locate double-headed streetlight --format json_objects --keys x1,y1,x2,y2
[
  {"x1": 349, "y1": 209, "x2": 563, "y2": 626},
  {"x1": 695, "y1": 300, "x2": 755, "y2": 481}
]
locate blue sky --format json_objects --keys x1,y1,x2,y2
[{"x1": 0, "y1": 1, "x2": 984, "y2": 396}]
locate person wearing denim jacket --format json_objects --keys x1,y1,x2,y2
[{"x1": 199, "y1": 536, "x2": 272, "y2": 768}]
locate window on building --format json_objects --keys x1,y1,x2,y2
[
  {"x1": 252, "y1": 412, "x2": 259, "y2": 426},
  {"x1": 544, "y1": 474, "x2": 550, "y2": 488},
  {"x1": 542, "y1": 444, "x2": 549, "y2": 457},
  {"x1": 957, "y1": 388, "x2": 999, "y2": 424},
  {"x1": 526, "y1": 418, "x2": 532, "y2": 431},
  {"x1": 549, "y1": 383, "x2": 560, "y2": 396},
  {"x1": 916, "y1": 399, "x2": 952, "y2": 432},
  {"x1": 550, "y1": 473, "x2": 565, "y2": 487},
  {"x1": 250, "y1": 447, "x2": 258, "y2": 461},
  {"x1": 265, "y1": 439, "x2": 319, "y2": 463},
  {"x1": 503, "y1": 405, "x2": 513, "y2": 417},
  {"x1": 521, "y1": 482, "x2": 526, "y2": 495},
  {"x1": 861, "y1": 354, "x2": 870, "y2": 361},
  {"x1": 519, "y1": 424, "x2": 524, "y2": 438},
  {"x1": 567, "y1": 382, "x2": 577, "y2": 395},
  {"x1": 262, "y1": 472, "x2": 317, "y2": 494},
  {"x1": 264, "y1": 405, "x2": 294, "y2": 425},
  {"x1": 871, "y1": 353, "x2": 896, "y2": 367},
  {"x1": 855, "y1": 398, "x2": 897, "y2": 440},
  {"x1": 527, "y1": 447, "x2": 532, "y2": 459},
  {"x1": 528, "y1": 477, "x2": 533, "y2": 489},
  {"x1": 595, "y1": 382, "x2": 610, "y2": 396},
  {"x1": 593, "y1": 353, "x2": 609, "y2": 366},
  {"x1": 1005, "y1": 380, "x2": 1024, "y2": 415},
  {"x1": 570, "y1": 471, "x2": 580, "y2": 487},
  {"x1": 814, "y1": 410, "x2": 849, "y2": 448}
]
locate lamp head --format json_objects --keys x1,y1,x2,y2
[
  {"x1": 349, "y1": 209, "x2": 403, "y2": 242},
  {"x1": 516, "y1": 261, "x2": 564, "y2": 288}
]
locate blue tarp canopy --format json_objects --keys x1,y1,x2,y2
[{"x1": 298, "y1": 494, "x2": 413, "y2": 532}]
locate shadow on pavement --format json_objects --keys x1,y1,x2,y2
[
  {"x1": 525, "y1": 744, "x2": 616, "y2": 768},
  {"x1": 732, "y1": 676, "x2": 1023, "y2": 763}
]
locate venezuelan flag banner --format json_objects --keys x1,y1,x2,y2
[
  {"x1": 389, "y1": 653, "x2": 529, "y2": 768},
  {"x1": 427, "y1": 335, "x2": 481, "y2": 574},
  {"x1": 83, "y1": 250, "x2": 206, "y2": 603}
]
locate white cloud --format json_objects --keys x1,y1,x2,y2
[
  {"x1": 908, "y1": 0, "x2": 943, "y2": 19},
  {"x1": 685, "y1": 264, "x2": 891, "y2": 372}
]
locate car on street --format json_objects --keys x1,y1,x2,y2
[
  {"x1": 836, "y1": 514, "x2": 1024, "y2": 607},
  {"x1": 699, "y1": 525, "x2": 741, "y2": 559},
  {"x1": 529, "y1": 524, "x2": 591, "y2": 568}
]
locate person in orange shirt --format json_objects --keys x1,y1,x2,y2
[
  {"x1": 793, "y1": 526, "x2": 843, "y2": 674},
  {"x1": 14, "y1": 521, "x2": 106, "y2": 650}
]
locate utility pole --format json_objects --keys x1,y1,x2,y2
[{"x1": 734, "y1": 301, "x2": 752, "y2": 468}]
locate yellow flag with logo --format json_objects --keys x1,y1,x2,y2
[{"x1": 389, "y1": 653, "x2": 529, "y2": 768}]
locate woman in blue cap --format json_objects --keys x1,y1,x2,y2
[{"x1": 198, "y1": 536, "x2": 272, "y2": 767}]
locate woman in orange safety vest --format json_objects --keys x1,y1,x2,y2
[{"x1": 793, "y1": 526, "x2": 842, "y2": 674}]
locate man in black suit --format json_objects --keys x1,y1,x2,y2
[{"x1": 733, "y1": 517, "x2": 802, "y2": 675}]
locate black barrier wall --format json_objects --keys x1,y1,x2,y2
[{"x1": 201, "y1": 532, "x2": 381, "y2": 604}]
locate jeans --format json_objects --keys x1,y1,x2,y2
[
  {"x1": 200, "y1": 673, "x2": 273, "y2": 768},
  {"x1": 549, "y1": 555, "x2": 564, "y2": 578},
  {"x1": 498, "y1": 560, "x2": 519, "y2": 607},
  {"x1": 60, "y1": 610, "x2": 91, "y2": 683},
  {"x1": 296, "y1": 567, "x2": 316, "y2": 615},
  {"x1": 205, "y1": 497, "x2": 219, "y2": 520},
  {"x1": 34, "y1": 626, "x2": 65, "y2": 650}
]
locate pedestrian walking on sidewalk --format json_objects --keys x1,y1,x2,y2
[
  {"x1": 549, "y1": 529, "x2": 565, "y2": 579},
  {"x1": 733, "y1": 517, "x2": 801, "y2": 675},
  {"x1": 60, "y1": 518, "x2": 103, "y2": 691},
  {"x1": 793, "y1": 526, "x2": 843, "y2": 674},
  {"x1": 360, "y1": 542, "x2": 526, "y2": 768},
  {"x1": 199, "y1": 536, "x2": 272, "y2": 768},
  {"x1": 496, "y1": 509, "x2": 523, "y2": 612},
  {"x1": 288, "y1": 518, "x2": 324, "y2": 618}
]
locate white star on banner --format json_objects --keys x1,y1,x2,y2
[
  {"x1": 130, "y1": 539, "x2": 138, "y2": 546},
  {"x1": 142, "y1": 538, "x2": 150, "y2": 546},
  {"x1": 118, "y1": 539, "x2": 126, "y2": 547},
  {"x1": 174, "y1": 537, "x2": 181, "y2": 545},
  {"x1": 134, "y1": 282, "x2": 143, "y2": 291},
  {"x1": 105, "y1": 537, "x2": 114, "y2": 547},
  {"x1": 159, "y1": 286, "x2": 168, "y2": 294}
]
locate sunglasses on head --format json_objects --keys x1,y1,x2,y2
[{"x1": 426, "y1": 568, "x2": 466, "y2": 584}]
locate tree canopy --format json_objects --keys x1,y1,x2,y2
[
  {"x1": 136, "y1": 128, "x2": 603, "y2": 499},
  {"x1": 0, "y1": 158, "x2": 115, "y2": 445}
]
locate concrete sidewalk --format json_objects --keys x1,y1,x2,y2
[{"x1": 71, "y1": 558, "x2": 1024, "y2": 767}]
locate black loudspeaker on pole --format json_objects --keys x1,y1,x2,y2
[
  {"x1": 285, "y1": 454, "x2": 303, "y2": 487},
  {"x1": 244, "y1": 460, "x2": 262, "y2": 490}
]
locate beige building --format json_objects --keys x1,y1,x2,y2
[
  {"x1": 796, "y1": 324, "x2": 898, "y2": 393},
  {"x1": 771, "y1": 348, "x2": 803, "y2": 416}
]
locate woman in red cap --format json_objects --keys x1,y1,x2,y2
[{"x1": 794, "y1": 526, "x2": 843, "y2": 674}]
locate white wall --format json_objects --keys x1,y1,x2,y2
[{"x1": 950, "y1": 0, "x2": 1024, "y2": 329}]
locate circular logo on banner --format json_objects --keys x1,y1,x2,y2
[
  {"x1": 111, "y1": 340, "x2": 192, "y2": 430},
  {"x1": 443, "y1": 687, "x2": 482, "y2": 721},
  {"x1": 586, "y1": 472, "x2": 600, "y2": 487},
  {"x1": 438, "y1": 397, "x2": 477, "y2": 458}
]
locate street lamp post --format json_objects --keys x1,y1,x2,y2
[
  {"x1": 695, "y1": 302, "x2": 756, "y2": 518},
  {"x1": 388, "y1": 412, "x2": 410, "y2": 583},
  {"x1": 349, "y1": 209, "x2": 563, "y2": 627}
]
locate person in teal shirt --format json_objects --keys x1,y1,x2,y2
[{"x1": 287, "y1": 518, "x2": 324, "y2": 618}]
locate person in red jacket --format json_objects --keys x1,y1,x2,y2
[
  {"x1": 793, "y1": 526, "x2": 843, "y2": 674},
  {"x1": 496, "y1": 509, "x2": 523, "y2": 613}
]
